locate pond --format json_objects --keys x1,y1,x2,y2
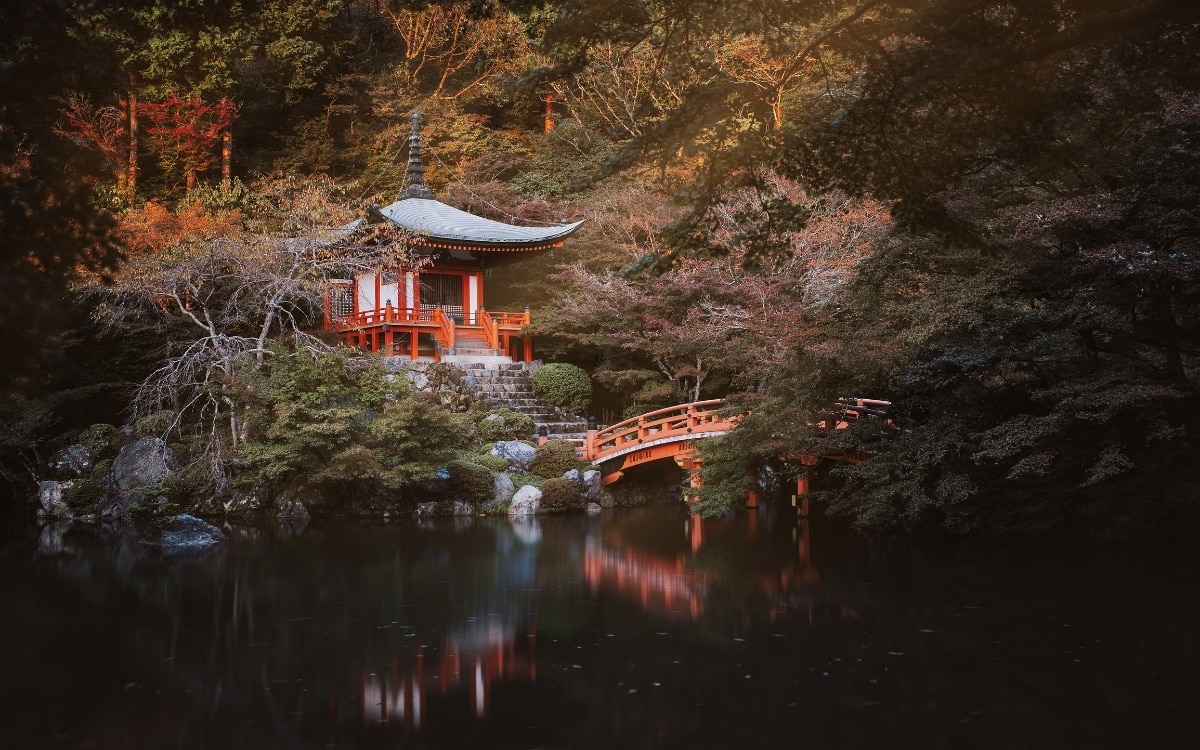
[{"x1": 1, "y1": 503, "x2": 1197, "y2": 749}]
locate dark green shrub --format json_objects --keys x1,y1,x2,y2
[
  {"x1": 446, "y1": 459, "x2": 495, "y2": 502},
  {"x1": 476, "y1": 409, "x2": 535, "y2": 442},
  {"x1": 531, "y1": 363, "x2": 591, "y2": 416},
  {"x1": 62, "y1": 479, "x2": 104, "y2": 513},
  {"x1": 531, "y1": 440, "x2": 581, "y2": 478},
  {"x1": 539, "y1": 476, "x2": 583, "y2": 511},
  {"x1": 135, "y1": 410, "x2": 177, "y2": 438}
]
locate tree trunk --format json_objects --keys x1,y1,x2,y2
[
  {"x1": 222, "y1": 127, "x2": 232, "y2": 187},
  {"x1": 127, "y1": 89, "x2": 138, "y2": 197},
  {"x1": 544, "y1": 91, "x2": 556, "y2": 134}
]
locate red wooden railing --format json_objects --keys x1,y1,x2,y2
[
  {"x1": 584, "y1": 400, "x2": 737, "y2": 463},
  {"x1": 329, "y1": 305, "x2": 440, "y2": 330},
  {"x1": 432, "y1": 307, "x2": 455, "y2": 350}
]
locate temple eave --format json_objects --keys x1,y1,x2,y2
[{"x1": 415, "y1": 238, "x2": 566, "y2": 253}]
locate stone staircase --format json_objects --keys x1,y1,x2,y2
[{"x1": 460, "y1": 362, "x2": 589, "y2": 437}]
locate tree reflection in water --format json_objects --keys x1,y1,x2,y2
[{"x1": 3, "y1": 503, "x2": 1198, "y2": 749}]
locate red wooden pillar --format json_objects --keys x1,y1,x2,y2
[
  {"x1": 523, "y1": 336, "x2": 532, "y2": 362},
  {"x1": 795, "y1": 472, "x2": 811, "y2": 518},
  {"x1": 409, "y1": 327, "x2": 418, "y2": 360}
]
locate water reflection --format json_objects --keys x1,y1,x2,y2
[{"x1": 3, "y1": 504, "x2": 1198, "y2": 749}]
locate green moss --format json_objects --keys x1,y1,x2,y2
[
  {"x1": 77, "y1": 424, "x2": 119, "y2": 460},
  {"x1": 135, "y1": 410, "x2": 177, "y2": 438},
  {"x1": 62, "y1": 479, "x2": 104, "y2": 513}
]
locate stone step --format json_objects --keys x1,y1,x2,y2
[
  {"x1": 538, "y1": 420, "x2": 589, "y2": 431},
  {"x1": 468, "y1": 376, "x2": 531, "y2": 385}
]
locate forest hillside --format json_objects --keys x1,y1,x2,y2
[{"x1": 2, "y1": 0, "x2": 1198, "y2": 540}]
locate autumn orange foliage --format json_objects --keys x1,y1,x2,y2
[{"x1": 117, "y1": 200, "x2": 243, "y2": 255}]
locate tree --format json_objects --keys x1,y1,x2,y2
[
  {"x1": 138, "y1": 95, "x2": 239, "y2": 191},
  {"x1": 538, "y1": 176, "x2": 891, "y2": 413},
  {"x1": 237, "y1": 347, "x2": 472, "y2": 500},
  {"x1": 383, "y1": 0, "x2": 530, "y2": 99},
  {"x1": 80, "y1": 176, "x2": 412, "y2": 487}
]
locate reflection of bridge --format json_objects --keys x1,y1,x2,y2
[{"x1": 549, "y1": 398, "x2": 892, "y2": 495}]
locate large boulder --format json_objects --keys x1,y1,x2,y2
[
  {"x1": 582, "y1": 470, "x2": 604, "y2": 503},
  {"x1": 490, "y1": 441, "x2": 537, "y2": 471},
  {"x1": 112, "y1": 438, "x2": 179, "y2": 492},
  {"x1": 37, "y1": 480, "x2": 74, "y2": 519},
  {"x1": 508, "y1": 485, "x2": 542, "y2": 516},
  {"x1": 491, "y1": 472, "x2": 516, "y2": 506},
  {"x1": 48, "y1": 444, "x2": 93, "y2": 477},
  {"x1": 145, "y1": 514, "x2": 226, "y2": 555}
]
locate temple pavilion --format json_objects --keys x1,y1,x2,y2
[{"x1": 323, "y1": 110, "x2": 583, "y2": 362}]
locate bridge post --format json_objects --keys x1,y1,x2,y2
[
  {"x1": 794, "y1": 471, "x2": 811, "y2": 518},
  {"x1": 585, "y1": 417, "x2": 598, "y2": 463}
]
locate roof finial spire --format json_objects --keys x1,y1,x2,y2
[{"x1": 401, "y1": 108, "x2": 434, "y2": 200}]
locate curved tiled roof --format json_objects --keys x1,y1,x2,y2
[{"x1": 376, "y1": 198, "x2": 584, "y2": 248}]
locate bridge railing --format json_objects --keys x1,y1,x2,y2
[{"x1": 585, "y1": 399, "x2": 737, "y2": 463}]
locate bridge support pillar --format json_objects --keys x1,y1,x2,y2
[{"x1": 794, "y1": 472, "x2": 811, "y2": 518}]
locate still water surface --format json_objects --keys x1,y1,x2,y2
[{"x1": 2, "y1": 504, "x2": 1197, "y2": 749}]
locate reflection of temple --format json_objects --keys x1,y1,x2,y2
[
  {"x1": 584, "y1": 537, "x2": 708, "y2": 619},
  {"x1": 360, "y1": 624, "x2": 537, "y2": 728}
]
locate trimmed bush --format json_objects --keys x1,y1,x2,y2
[
  {"x1": 531, "y1": 440, "x2": 581, "y2": 479},
  {"x1": 539, "y1": 476, "x2": 583, "y2": 512},
  {"x1": 531, "y1": 363, "x2": 591, "y2": 416},
  {"x1": 446, "y1": 459, "x2": 495, "y2": 502},
  {"x1": 476, "y1": 409, "x2": 536, "y2": 442}
]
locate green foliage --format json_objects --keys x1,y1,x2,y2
[
  {"x1": 538, "y1": 476, "x2": 582, "y2": 512},
  {"x1": 238, "y1": 348, "x2": 472, "y2": 499},
  {"x1": 62, "y1": 478, "x2": 104, "y2": 514},
  {"x1": 475, "y1": 409, "x2": 536, "y2": 442},
  {"x1": 692, "y1": 433, "x2": 757, "y2": 518},
  {"x1": 134, "y1": 410, "x2": 177, "y2": 438},
  {"x1": 530, "y1": 439, "x2": 581, "y2": 479},
  {"x1": 471, "y1": 452, "x2": 512, "y2": 473},
  {"x1": 531, "y1": 363, "x2": 591, "y2": 415},
  {"x1": 78, "y1": 424, "x2": 120, "y2": 460},
  {"x1": 446, "y1": 459, "x2": 495, "y2": 503}
]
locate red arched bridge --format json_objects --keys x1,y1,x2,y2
[{"x1": 542, "y1": 398, "x2": 893, "y2": 499}]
